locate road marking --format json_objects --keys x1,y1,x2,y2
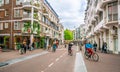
[
  {"x1": 56, "y1": 58, "x2": 59, "y2": 62},
  {"x1": 48, "y1": 62, "x2": 54, "y2": 67},
  {"x1": 74, "y1": 52, "x2": 87, "y2": 72}
]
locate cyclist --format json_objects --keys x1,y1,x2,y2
[
  {"x1": 68, "y1": 42, "x2": 73, "y2": 55},
  {"x1": 85, "y1": 42, "x2": 93, "y2": 57}
]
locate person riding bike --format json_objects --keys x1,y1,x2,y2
[
  {"x1": 68, "y1": 42, "x2": 73, "y2": 55},
  {"x1": 85, "y1": 42, "x2": 93, "y2": 57}
]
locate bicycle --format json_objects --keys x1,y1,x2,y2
[
  {"x1": 84, "y1": 49, "x2": 99, "y2": 62},
  {"x1": 68, "y1": 49, "x2": 73, "y2": 56}
]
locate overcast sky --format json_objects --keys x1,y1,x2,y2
[{"x1": 47, "y1": 0, "x2": 87, "y2": 30}]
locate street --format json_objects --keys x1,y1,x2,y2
[{"x1": 0, "y1": 45, "x2": 120, "y2": 72}]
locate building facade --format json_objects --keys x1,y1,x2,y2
[
  {"x1": 85, "y1": 0, "x2": 120, "y2": 54},
  {"x1": 0, "y1": 0, "x2": 63, "y2": 49}
]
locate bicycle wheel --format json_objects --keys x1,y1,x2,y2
[{"x1": 92, "y1": 53, "x2": 99, "y2": 62}]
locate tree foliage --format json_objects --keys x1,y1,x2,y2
[{"x1": 64, "y1": 29, "x2": 73, "y2": 40}]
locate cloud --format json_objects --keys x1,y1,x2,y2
[{"x1": 47, "y1": 0, "x2": 87, "y2": 30}]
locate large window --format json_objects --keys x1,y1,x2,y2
[
  {"x1": 14, "y1": 22, "x2": 21, "y2": 30},
  {"x1": 0, "y1": 0, "x2": 4, "y2": 6},
  {"x1": 0, "y1": 23, "x2": 3, "y2": 30},
  {"x1": 14, "y1": 9, "x2": 22, "y2": 18},
  {"x1": 5, "y1": 23, "x2": 8, "y2": 29},
  {"x1": 108, "y1": 1, "x2": 118, "y2": 22},
  {"x1": 5, "y1": 0, "x2": 9, "y2": 4}
]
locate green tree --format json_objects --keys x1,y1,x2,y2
[{"x1": 64, "y1": 29, "x2": 73, "y2": 40}]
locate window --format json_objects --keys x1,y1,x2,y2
[
  {"x1": 16, "y1": 0, "x2": 21, "y2": 5},
  {"x1": 5, "y1": 10, "x2": 9, "y2": 16},
  {"x1": 108, "y1": 2, "x2": 118, "y2": 22},
  {"x1": 14, "y1": 22, "x2": 21, "y2": 30},
  {"x1": 5, "y1": 23, "x2": 8, "y2": 28},
  {"x1": 0, "y1": 23, "x2": 3, "y2": 30},
  {"x1": 0, "y1": 0, "x2": 4, "y2": 6},
  {"x1": 14, "y1": 9, "x2": 22, "y2": 18},
  {"x1": 5, "y1": 0, "x2": 9, "y2": 4}
]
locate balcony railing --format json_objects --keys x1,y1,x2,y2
[
  {"x1": 22, "y1": 1, "x2": 40, "y2": 7},
  {"x1": 23, "y1": 14, "x2": 31, "y2": 18}
]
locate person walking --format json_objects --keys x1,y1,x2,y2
[
  {"x1": 102, "y1": 42, "x2": 107, "y2": 53},
  {"x1": 93, "y1": 42, "x2": 97, "y2": 52},
  {"x1": 52, "y1": 41, "x2": 57, "y2": 52}
]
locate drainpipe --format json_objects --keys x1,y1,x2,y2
[{"x1": 10, "y1": 0, "x2": 13, "y2": 49}]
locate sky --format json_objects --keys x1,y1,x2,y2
[{"x1": 47, "y1": 0, "x2": 87, "y2": 30}]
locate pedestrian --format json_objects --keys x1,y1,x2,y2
[
  {"x1": 102, "y1": 42, "x2": 107, "y2": 53},
  {"x1": 31, "y1": 42, "x2": 35, "y2": 51},
  {"x1": 23, "y1": 41, "x2": 27, "y2": 53},
  {"x1": 65, "y1": 44, "x2": 67, "y2": 48},
  {"x1": 52, "y1": 41, "x2": 57, "y2": 52},
  {"x1": 93, "y1": 42, "x2": 97, "y2": 52},
  {"x1": 27, "y1": 39, "x2": 30, "y2": 50}
]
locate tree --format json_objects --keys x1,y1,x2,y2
[{"x1": 64, "y1": 29, "x2": 73, "y2": 40}]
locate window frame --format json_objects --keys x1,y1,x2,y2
[{"x1": 0, "y1": 23, "x2": 3, "y2": 30}]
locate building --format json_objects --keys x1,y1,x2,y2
[
  {"x1": 0, "y1": 0, "x2": 63, "y2": 49},
  {"x1": 84, "y1": 0, "x2": 120, "y2": 54},
  {"x1": 74, "y1": 24, "x2": 86, "y2": 44}
]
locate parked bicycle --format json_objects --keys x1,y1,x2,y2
[{"x1": 84, "y1": 49, "x2": 99, "y2": 62}]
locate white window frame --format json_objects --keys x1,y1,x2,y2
[
  {"x1": 0, "y1": 0, "x2": 4, "y2": 6},
  {"x1": 14, "y1": 9, "x2": 22, "y2": 18},
  {"x1": 16, "y1": 0, "x2": 22, "y2": 5},
  {"x1": 14, "y1": 21, "x2": 21, "y2": 30},
  {"x1": 5, "y1": 23, "x2": 8, "y2": 28},
  {"x1": 0, "y1": 23, "x2": 3, "y2": 30},
  {"x1": 5, "y1": 0, "x2": 9, "y2": 4}
]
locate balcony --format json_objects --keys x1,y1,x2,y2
[
  {"x1": 94, "y1": 20, "x2": 104, "y2": 33},
  {"x1": 95, "y1": 2, "x2": 103, "y2": 15},
  {"x1": 22, "y1": 1, "x2": 39, "y2": 11},
  {"x1": 22, "y1": 14, "x2": 31, "y2": 21},
  {"x1": 101, "y1": 0, "x2": 113, "y2": 8}
]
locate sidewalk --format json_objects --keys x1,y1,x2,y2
[{"x1": 0, "y1": 49, "x2": 45, "y2": 63}]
